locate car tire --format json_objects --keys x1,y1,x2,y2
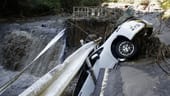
[{"x1": 112, "y1": 40, "x2": 138, "y2": 59}]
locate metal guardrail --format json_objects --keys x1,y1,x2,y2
[
  {"x1": 19, "y1": 40, "x2": 99, "y2": 96},
  {"x1": 72, "y1": 7, "x2": 110, "y2": 19}
]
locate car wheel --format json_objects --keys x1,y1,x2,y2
[{"x1": 113, "y1": 40, "x2": 138, "y2": 58}]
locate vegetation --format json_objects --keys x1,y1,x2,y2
[
  {"x1": 161, "y1": 0, "x2": 170, "y2": 19},
  {"x1": 0, "y1": 0, "x2": 104, "y2": 17},
  {"x1": 0, "y1": 0, "x2": 61, "y2": 17},
  {"x1": 161, "y1": 0, "x2": 170, "y2": 10}
]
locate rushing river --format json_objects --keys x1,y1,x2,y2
[
  {"x1": 0, "y1": 16, "x2": 66, "y2": 76},
  {"x1": 0, "y1": 15, "x2": 67, "y2": 96}
]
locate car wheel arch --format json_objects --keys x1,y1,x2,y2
[
  {"x1": 111, "y1": 35, "x2": 138, "y2": 59},
  {"x1": 112, "y1": 36, "x2": 130, "y2": 45}
]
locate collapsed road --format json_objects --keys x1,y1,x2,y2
[{"x1": 94, "y1": 58, "x2": 170, "y2": 96}]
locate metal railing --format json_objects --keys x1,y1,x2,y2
[{"x1": 72, "y1": 7, "x2": 110, "y2": 19}]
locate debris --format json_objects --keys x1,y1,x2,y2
[{"x1": 139, "y1": 35, "x2": 170, "y2": 62}]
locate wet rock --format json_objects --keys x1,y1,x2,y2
[{"x1": 41, "y1": 24, "x2": 47, "y2": 27}]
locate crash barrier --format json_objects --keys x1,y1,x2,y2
[
  {"x1": 0, "y1": 29, "x2": 66, "y2": 95},
  {"x1": 19, "y1": 39, "x2": 100, "y2": 96},
  {"x1": 72, "y1": 7, "x2": 110, "y2": 19},
  {"x1": 93, "y1": 68, "x2": 112, "y2": 96}
]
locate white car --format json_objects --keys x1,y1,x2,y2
[
  {"x1": 110, "y1": 18, "x2": 153, "y2": 59},
  {"x1": 74, "y1": 18, "x2": 153, "y2": 96}
]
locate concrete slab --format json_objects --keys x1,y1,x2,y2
[
  {"x1": 97, "y1": 58, "x2": 170, "y2": 96},
  {"x1": 120, "y1": 66, "x2": 157, "y2": 96}
]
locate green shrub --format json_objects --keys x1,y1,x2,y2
[
  {"x1": 161, "y1": 0, "x2": 170, "y2": 19},
  {"x1": 161, "y1": 0, "x2": 170, "y2": 10}
]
